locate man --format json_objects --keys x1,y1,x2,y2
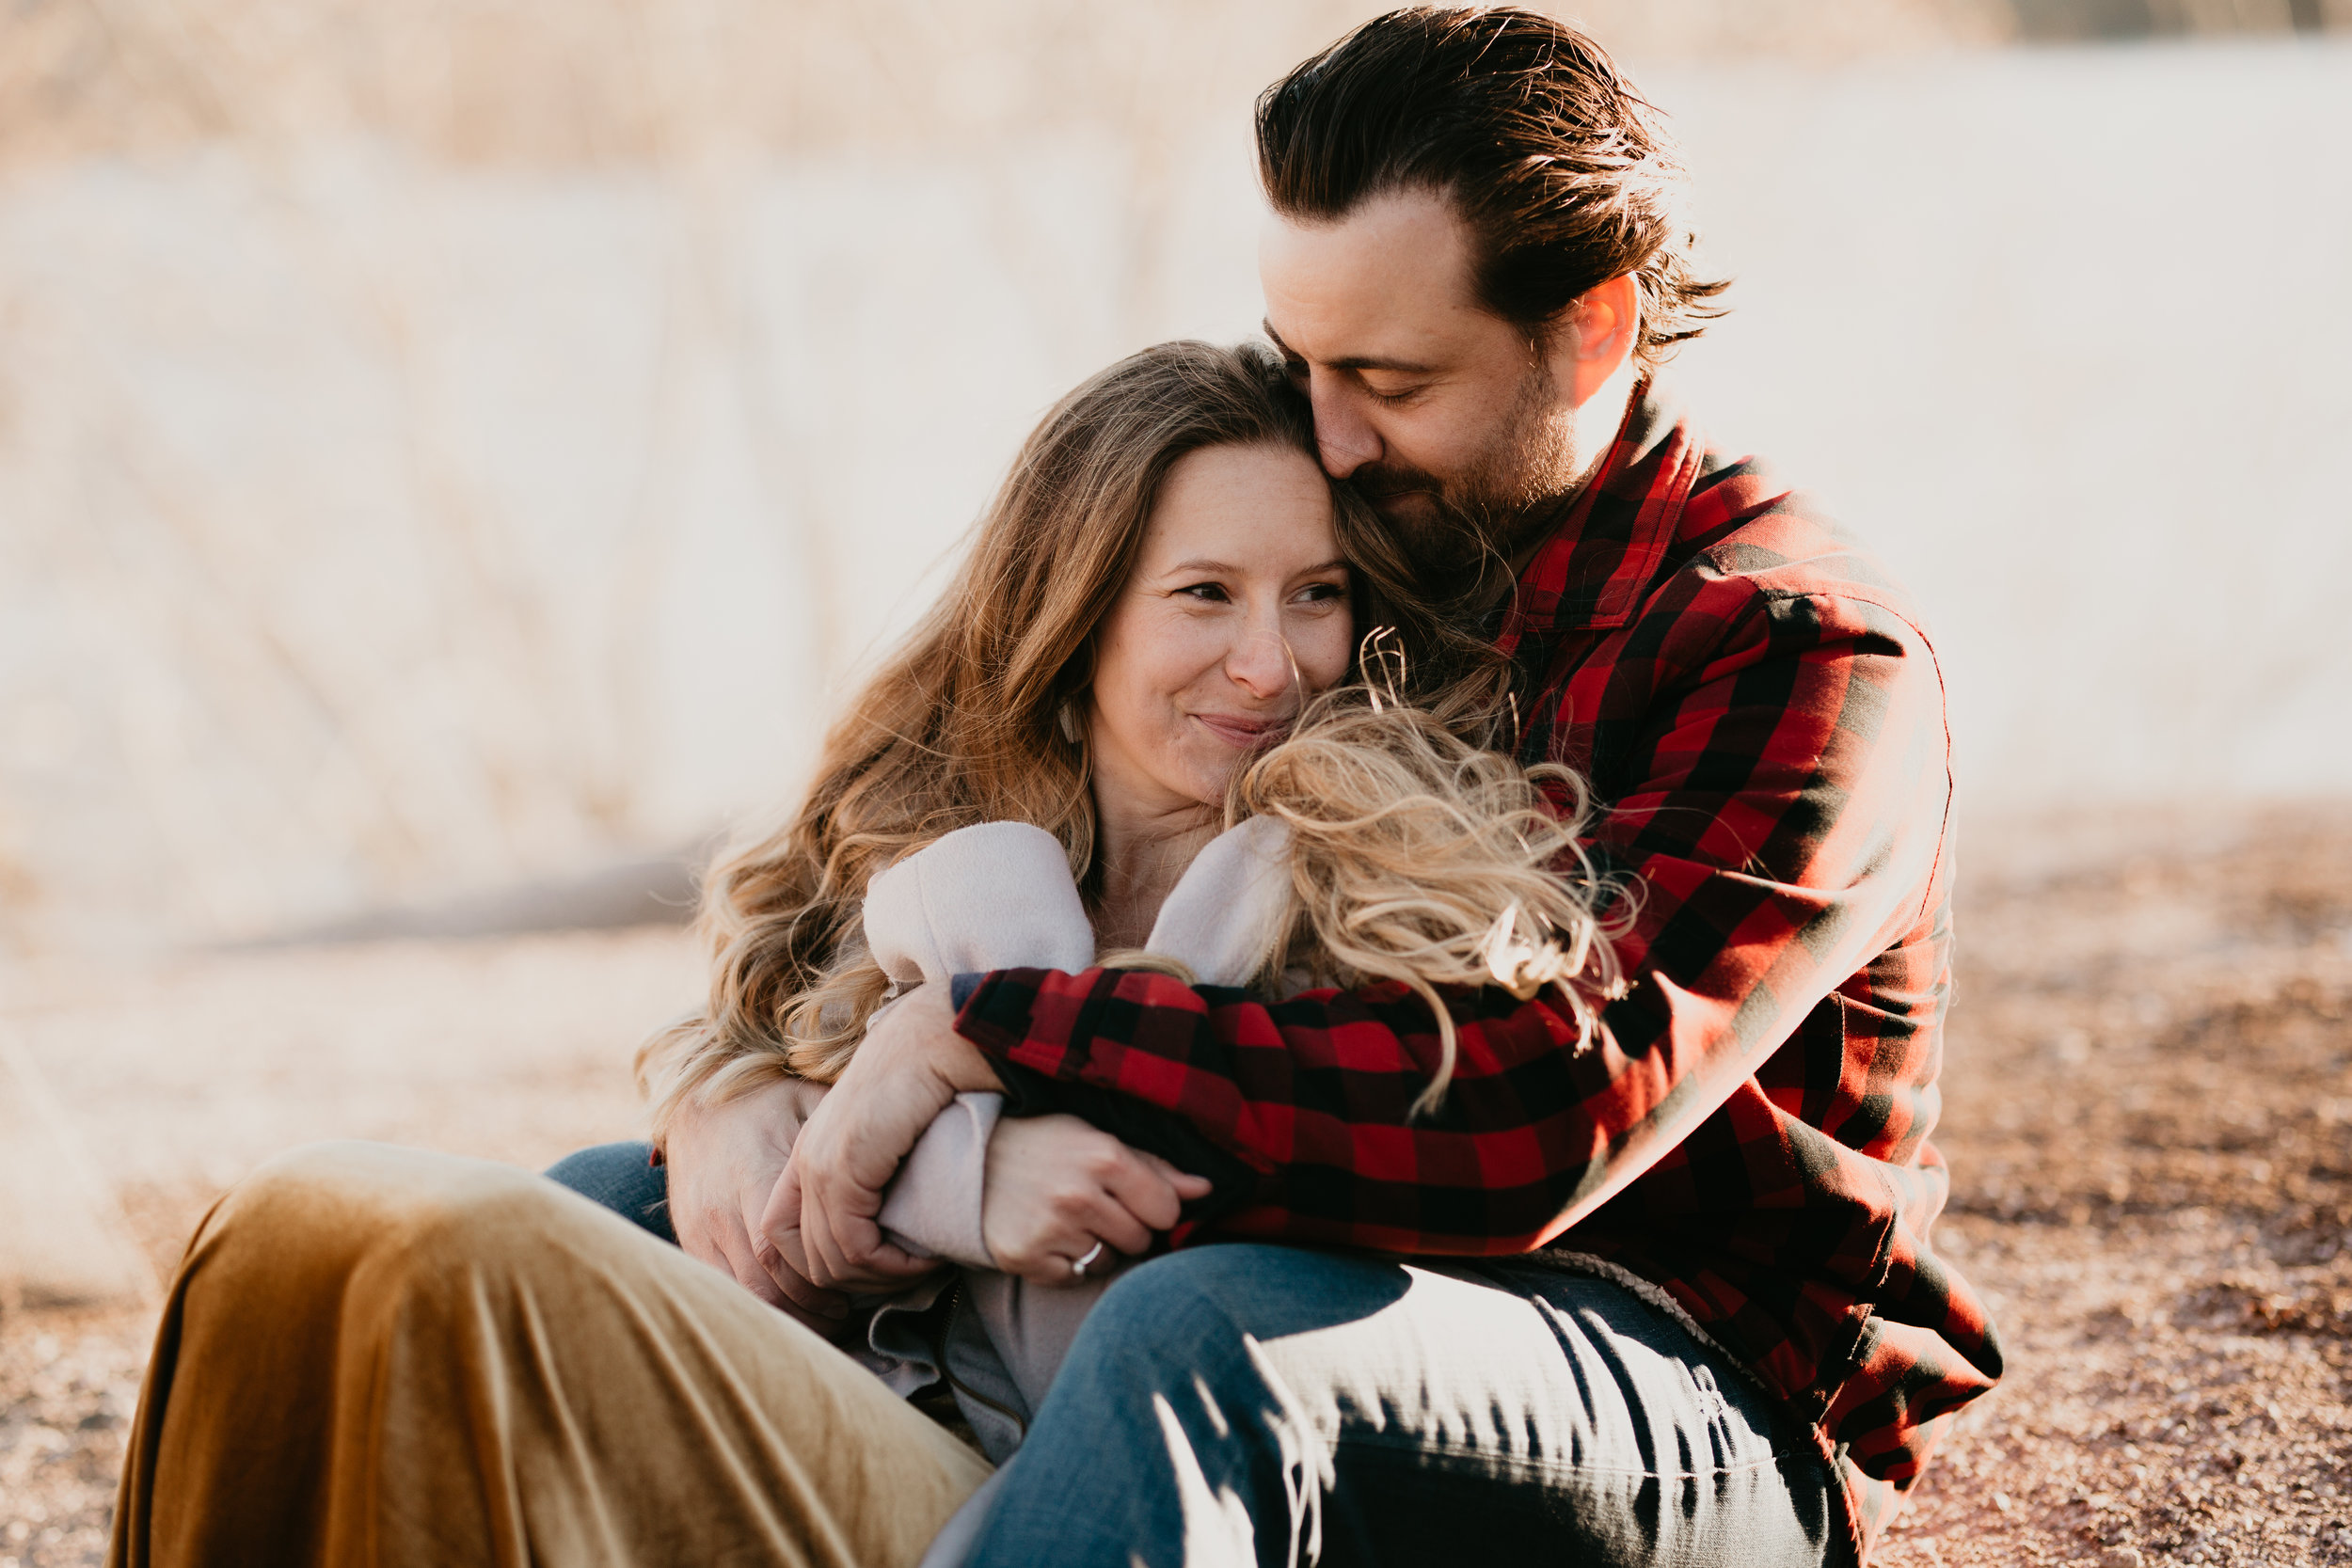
[{"x1": 757, "y1": 8, "x2": 2001, "y2": 1565}]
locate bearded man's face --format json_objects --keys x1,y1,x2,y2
[
  {"x1": 1258, "y1": 186, "x2": 1594, "y2": 571},
  {"x1": 1338, "y1": 354, "x2": 1579, "y2": 565}
]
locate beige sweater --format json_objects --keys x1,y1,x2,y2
[{"x1": 848, "y1": 817, "x2": 1292, "y2": 1459}]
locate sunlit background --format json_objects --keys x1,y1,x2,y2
[{"x1": 1, "y1": 0, "x2": 2347, "y2": 953}]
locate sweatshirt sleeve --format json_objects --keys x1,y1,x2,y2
[{"x1": 875, "y1": 1090, "x2": 1004, "y2": 1270}]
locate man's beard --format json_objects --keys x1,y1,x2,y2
[{"x1": 1350, "y1": 360, "x2": 1578, "y2": 586}]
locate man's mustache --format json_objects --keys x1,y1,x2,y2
[{"x1": 1351, "y1": 464, "x2": 1443, "y2": 500}]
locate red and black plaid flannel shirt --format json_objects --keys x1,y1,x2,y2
[{"x1": 953, "y1": 380, "x2": 2003, "y2": 1563}]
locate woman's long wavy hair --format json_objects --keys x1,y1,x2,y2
[{"x1": 637, "y1": 340, "x2": 1599, "y2": 1135}]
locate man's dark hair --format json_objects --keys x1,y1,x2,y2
[{"x1": 1256, "y1": 7, "x2": 1728, "y2": 363}]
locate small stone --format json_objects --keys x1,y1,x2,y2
[{"x1": 2098, "y1": 1550, "x2": 2145, "y2": 1568}]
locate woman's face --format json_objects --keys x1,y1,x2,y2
[{"x1": 1084, "y1": 441, "x2": 1353, "y2": 819}]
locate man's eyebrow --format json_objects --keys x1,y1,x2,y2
[{"x1": 1260, "y1": 322, "x2": 1435, "y2": 375}]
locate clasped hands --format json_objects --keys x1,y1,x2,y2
[{"x1": 664, "y1": 981, "x2": 1210, "y2": 1337}]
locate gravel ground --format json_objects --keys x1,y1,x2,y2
[
  {"x1": 3, "y1": 806, "x2": 2348, "y2": 1566},
  {"x1": 1874, "y1": 804, "x2": 2352, "y2": 1568}
]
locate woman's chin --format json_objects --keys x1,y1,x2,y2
[{"x1": 1158, "y1": 754, "x2": 1244, "y2": 816}]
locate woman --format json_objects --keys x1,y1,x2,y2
[{"x1": 109, "y1": 341, "x2": 1613, "y2": 1568}]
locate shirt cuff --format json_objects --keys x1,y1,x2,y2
[{"x1": 950, "y1": 966, "x2": 1096, "y2": 1078}]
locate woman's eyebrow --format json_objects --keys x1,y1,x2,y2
[{"x1": 1159, "y1": 557, "x2": 1348, "y2": 578}]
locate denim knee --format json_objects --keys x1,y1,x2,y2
[
  {"x1": 1054, "y1": 1244, "x2": 1385, "y2": 1406},
  {"x1": 1083, "y1": 1247, "x2": 1267, "y2": 1349},
  {"x1": 544, "y1": 1140, "x2": 675, "y2": 1244}
]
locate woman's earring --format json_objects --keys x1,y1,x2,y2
[{"x1": 1057, "y1": 698, "x2": 1083, "y2": 745}]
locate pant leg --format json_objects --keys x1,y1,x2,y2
[
  {"x1": 963, "y1": 1245, "x2": 1846, "y2": 1568},
  {"x1": 109, "y1": 1141, "x2": 990, "y2": 1568},
  {"x1": 544, "y1": 1139, "x2": 675, "y2": 1244}
]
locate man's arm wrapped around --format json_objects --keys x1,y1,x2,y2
[{"x1": 955, "y1": 560, "x2": 1951, "y2": 1256}]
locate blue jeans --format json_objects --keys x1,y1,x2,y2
[
  {"x1": 543, "y1": 1139, "x2": 675, "y2": 1244},
  {"x1": 548, "y1": 1144, "x2": 1848, "y2": 1567}
]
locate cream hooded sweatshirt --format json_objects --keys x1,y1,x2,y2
[{"x1": 846, "y1": 816, "x2": 1293, "y2": 1465}]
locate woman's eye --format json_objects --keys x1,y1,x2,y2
[
  {"x1": 1178, "y1": 582, "x2": 1232, "y2": 603},
  {"x1": 1295, "y1": 582, "x2": 1345, "y2": 605}
]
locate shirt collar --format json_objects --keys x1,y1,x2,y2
[{"x1": 1493, "y1": 376, "x2": 1703, "y2": 663}]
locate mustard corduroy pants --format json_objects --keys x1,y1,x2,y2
[{"x1": 108, "y1": 1141, "x2": 992, "y2": 1568}]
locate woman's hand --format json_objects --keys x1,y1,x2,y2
[
  {"x1": 981, "y1": 1114, "x2": 1214, "y2": 1287},
  {"x1": 663, "y1": 1075, "x2": 852, "y2": 1335},
  {"x1": 766, "y1": 982, "x2": 1002, "y2": 1290}
]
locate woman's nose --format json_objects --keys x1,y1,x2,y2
[{"x1": 1224, "y1": 626, "x2": 1295, "y2": 703}]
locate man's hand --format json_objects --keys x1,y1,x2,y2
[
  {"x1": 981, "y1": 1114, "x2": 1214, "y2": 1286},
  {"x1": 664, "y1": 1075, "x2": 851, "y2": 1334},
  {"x1": 766, "y1": 981, "x2": 1001, "y2": 1290}
]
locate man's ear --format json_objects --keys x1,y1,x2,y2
[{"x1": 1549, "y1": 274, "x2": 1641, "y2": 404}]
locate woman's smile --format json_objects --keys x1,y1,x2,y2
[{"x1": 1189, "y1": 710, "x2": 1290, "y2": 750}]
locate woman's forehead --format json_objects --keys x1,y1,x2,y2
[{"x1": 1138, "y1": 443, "x2": 1339, "y2": 572}]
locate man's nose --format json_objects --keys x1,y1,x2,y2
[{"x1": 1310, "y1": 377, "x2": 1381, "y2": 480}]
